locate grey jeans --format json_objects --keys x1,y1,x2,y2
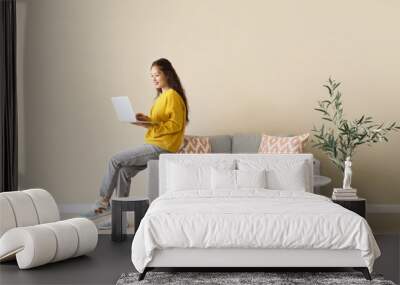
[{"x1": 99, "y1": 143, "x2": 170, "y2": 199}]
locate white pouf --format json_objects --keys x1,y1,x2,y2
[
  {"x1": 0, "y1": 189, "x2": 98, "y2": 269},
  {"x1": 0, "y1": 196, "x2": 17, "y2": 237},
  {"x1": 0, "y1": 217, "x2": 98, "y2": 269},
  {"x1": 0, "y1": 189, "x2": 60, "y2": 235}
]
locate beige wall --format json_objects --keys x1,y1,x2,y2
[{"x1": 17, "y1": 0, "x2": 400, "y2": 229}]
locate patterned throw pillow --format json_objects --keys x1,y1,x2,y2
[
  {"x1": 258, "y1": 133, "x2": 310, "y2": 154},
  {"x1": 177, "y1": 135, "x2": 212, "y2": 154}
]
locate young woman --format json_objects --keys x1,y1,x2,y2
[{"x1": 84, "y1": 58, "x2": 189, "y2": 222}]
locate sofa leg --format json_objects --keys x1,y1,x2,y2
[
  {"x1": 138, "y1": 268, "x2": 148, "y2": 281},
  {"x1": 354, "y1": 267, "x2": 371, "y2": 280}
]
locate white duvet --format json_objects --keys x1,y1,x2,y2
[{"x1": 131, "y1": 189, "x2": 380, "y2": 273}]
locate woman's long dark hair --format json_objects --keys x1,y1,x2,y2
[{"x1": 151, "y1": 58, "x2": 189, "y2": 124}]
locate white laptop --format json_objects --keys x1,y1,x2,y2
[{"x1": 111, "y1": 96, "x2": 153, "y2": 124}]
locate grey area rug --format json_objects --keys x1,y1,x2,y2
[{"x1": 116, "y1": 271, "x2": 396, "y2": 285}]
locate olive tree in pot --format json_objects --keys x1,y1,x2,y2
[{"x1": 312, "y1": 78, "x2": 400, "y2": 190}]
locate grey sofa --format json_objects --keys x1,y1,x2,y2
[{"x1": 146, "y1": 133, "x2": 320, "y2": 202}]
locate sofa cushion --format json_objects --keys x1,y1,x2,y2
[
  {"x1": 209, "y1": 135, "x2": 232, "y2": 153},
  {"x1": 258, "y1": 133, "x2": 310, "y2": 154},
  {"x1": 231, "y1": 133, "x2": 261, "y2": 153}
]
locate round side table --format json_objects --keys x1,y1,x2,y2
[
  {"x1": 313, "y1": 175, "x2": 332, "y2": 194},
  {"x1": 314, "y1": 175, "x2": 332, "y2": 187}
]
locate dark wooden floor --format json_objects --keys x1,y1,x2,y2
[{"x1": 0, "y1": 234, "x2": 399, "y2": 285}]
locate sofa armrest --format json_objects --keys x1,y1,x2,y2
[
  {"x1": 313, "y1": 158, "x2": 320, "y2": 175},
  {"x1": 313, "y1": 158, "x2": 321, "y2": 194},
  {"x1": 147, "y1": 159, "x2": 160, "y2": 203}
]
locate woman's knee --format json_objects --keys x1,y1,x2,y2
[
  {"x1": 109, "y1": 153, "x2": 123, "y2": 168},
  {"x1": 109, "y1": 150, "x2": 137, "y2": 168},
  {"x1": 108, "y1": 146, "x2": 153, "y2": 168}
]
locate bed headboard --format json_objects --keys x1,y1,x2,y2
[{"x1": 158, "y1": 153, "x2": 314, "y2": 195}]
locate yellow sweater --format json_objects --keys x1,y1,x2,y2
[{"x1": 144, "y1": 89, "x2": 186, "y2": 153}]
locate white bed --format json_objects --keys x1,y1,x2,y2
[{"x1": 131, "y1": 154, "x2": 380, "y2": 280}]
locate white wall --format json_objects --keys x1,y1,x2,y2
[{"x1": 17, "y1": 0, "x2": 400, "y2": 230}]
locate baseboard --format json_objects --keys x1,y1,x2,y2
[
  {"x1": 59, "y1": 203, "x2": 400, "y2": 215},
  {"x1": 59, "y1": 203, "x2": 92, "y2": 214},
  {"x1": 367, "y1": 204, "x2": 400, "y2": 214}
]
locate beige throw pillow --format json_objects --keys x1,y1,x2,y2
[
  {"x1": 258, "y1": 133, "x2": 309, "y2": 154},
  {"x1": 177, "y1": 135, "x2": 212, "y2": 154}
]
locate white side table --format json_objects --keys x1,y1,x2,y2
[{"x1": 313, "y1": 175, "x2": 332, "y2": 194}]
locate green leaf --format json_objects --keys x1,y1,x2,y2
[
  {"x1": 314, "y1": 108, "x2": 328, "y2": 114},
  {"x1": 323, "y1": 85, "x2": 332, "y2": 95},
  {"x1": 357, "y1": 115, "x2": 365, "y2": 125}
]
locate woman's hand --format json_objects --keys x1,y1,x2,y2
[{"x1": 136, "y1": 113, "x2": 151, "y2": 122}]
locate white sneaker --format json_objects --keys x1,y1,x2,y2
[
  {"x1": 81, "y1": 199, "x2": 111, "y2": 220},
  {"x1": 97, "y1": 220, "x2": 112, "y2": 230}
]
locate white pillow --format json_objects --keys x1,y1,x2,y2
[
  {"x1": 237, "y1": 159, "x2": 311, "y2": 192},
  {"x1": 167, "y1": 162, "x2": 211, "y2": 191},
  {"x1": 266, "y1": 161, "x2": 308, "y2": 191},
  {"x1": 166, "y1": 160, "x2": 236, "y2": 192},
  {"x1": 237, "y1": 169, "x2": 267, "y2": 188},
  {"x1": 211, "y1": 168, "x2": 267, "y2": 190},
  {"x1": 211, "y1": 168, "x2": 236, "y2": 189}
]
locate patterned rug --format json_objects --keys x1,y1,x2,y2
[{"x1": 116, "y1": 271, "x2": 396, "y2": 285}]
